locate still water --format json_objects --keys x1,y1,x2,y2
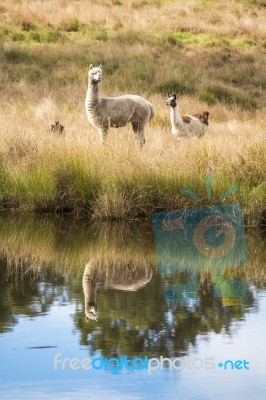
[{"x1": 0, "y1": 214, "x2": 265, "y2": 399}]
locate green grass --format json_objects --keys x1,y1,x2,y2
[
  {"x1": 0, "y1": 134, "x2": 265, "y2": 224},
  {"x1": 156, "y1": 80, "x2": 196, "y2": 96},
  {"x1": 198, "y1": 85, "x2": 258, "y2": 109},
  {"x1": 166, "y1": 31, "x2": 257, "y2": 48},
  {"x1": 1, "y1": 37, "x2": 264, "y2": 108},
  {"x1": 0, "y1": 22, "x2": 117, "y2": 45}
]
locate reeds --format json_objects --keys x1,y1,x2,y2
[
  {"x1": 0, "y1": 94, "x2": 265, "y2": 222},
  {"x1": 0, "y1": 0, "x2": 265, "y2": 223}
]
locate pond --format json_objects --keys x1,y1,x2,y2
[{"x1": 0, "y1": 214, "x2": 265, "y2": 400}]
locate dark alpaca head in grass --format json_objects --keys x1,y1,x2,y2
[
  {"x1": 193, "y1": 111, "x2": 209, "y2": 126},
  {"x1": 50, "y1": 121, "x2": 65, "y2": 134}
]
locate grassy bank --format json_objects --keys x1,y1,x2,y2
[
  {"x1": 0, "y1": 0, "x2": 265, "y2": 224},
  {"x1": 0, "y1": 102, "x2": 265, "y2": 224}
]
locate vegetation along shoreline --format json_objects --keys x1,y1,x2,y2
[{"x1": 0, "y1": 0, "x2": 265, "y2": 226}]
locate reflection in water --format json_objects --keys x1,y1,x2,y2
[
  {"x1": 163, "y1": 271, "x2": 247, "y2": 308},
  {"x1": 0, "y1": 214, "x2": 265, "y2": 360},
  {"x1": 153, "y1": 205, "x2": 249, "y2": 309},
  {"x1": 82, "y1": 261, "x2": 153, "y2": 321},
  {"x1": 0, "y1": 262, "x2": 66, "y2": 334},
  {"x1": 152, "y1": 204, "x2": 247, "y2": 270}
]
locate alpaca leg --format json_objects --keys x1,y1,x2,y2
[
  {"x1": 138, "y1": 131, "x2": 145, "y2": 147},
  {"x1": 131, "y1": 121, "x2": 145, "y2": 147},
  {"x1": 98, "y1": 127, "x2": 108, "y2": 143}
]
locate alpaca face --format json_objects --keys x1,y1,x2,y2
[
  {"x1": 85, "y1": 302, "x2": 98, "y2": 322},
  {"x1": 88, "y1": 65, "x2": 102, "y2": 84},
  {"x1": 166, "y1": 93, "x2": 177, "y2": 107}
]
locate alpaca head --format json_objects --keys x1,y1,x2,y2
[
  {"x1": 88, "y1": 64, "x2": 102, "y2": 84},
  {"x1": 202, "y1": 111, "x2": 209, "y2": 125},
  {"x1": 85, "y1": 302, "x2": 98, "y2": 322},
  {"x1": 166, "y1": 93, "x2": 177, "y2": 107}
]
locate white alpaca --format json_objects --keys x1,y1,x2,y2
[
  {"x1": 166, "y1": 93, "x2": 209, "y2": 139},
  {"x1": 85, "y1": 65, "x2": 155, "y2": 146}
]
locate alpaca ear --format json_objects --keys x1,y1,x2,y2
[
  {"x1": 89, "y1": 64, "x2": 93, "y2": 70},
  {"x1": 99, "y1": 65, "x2": 102, "y2": 69}
]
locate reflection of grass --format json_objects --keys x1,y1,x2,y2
[
  {"x1": 0, "y1": 215, "x2": 156, "y2": 275},
  {"x1": 0, "y1": 215, "x2": 265, "y2": 292},
  {"x1": 1, "y1": 216, "x2": 263, "y2": 358}
]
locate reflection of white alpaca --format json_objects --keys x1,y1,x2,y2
[
  {"x1": 166, "y1": 93, "x2": 209, "y2": 139},
  {"x1": 82, "y1": 263, "x2": 98, "y2": 321},
  {"x1": 82, "y1": 261, "x2": 153, "y2": 322}
]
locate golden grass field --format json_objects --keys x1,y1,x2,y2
[{"x1": 0, "y1": 0, "x2": 265, "y2": 223}]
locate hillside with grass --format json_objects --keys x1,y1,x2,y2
[{"x1": 0, "y1": 0, "x2": 265, "y2": 223}]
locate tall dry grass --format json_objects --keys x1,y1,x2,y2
[
  {"x1": 0, "y1": 0, "x2": 265, "y2": 222},
  {"x1": 0, "y1": 0, "x2": 265, "y2": 39},
  {"x1": 0, "y1": 92, "x2": 265, "y2": 222}
]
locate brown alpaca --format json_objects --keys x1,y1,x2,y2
[{"x1": 166, "y1": 93, "x2": 209, "y2": 139}]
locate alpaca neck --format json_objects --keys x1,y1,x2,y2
[
  {"x1": 170, "y1": 103, "x2": 183, "y2": 126},
  {"x1": 86, "y1": 81, "x2": 100, "y2": 103},
  {"x1": 83, "y1": 264, "x2": 97, "y2": 307},
  {"x1": 83, "y1": 277, "x2": 98, "y2": 322},
  {"x1": 85, "y1": 82, "x2": 100, "y2": 123},
  {"x1": 84, "y1": 281, "x2": 97, "y2": 307}
]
